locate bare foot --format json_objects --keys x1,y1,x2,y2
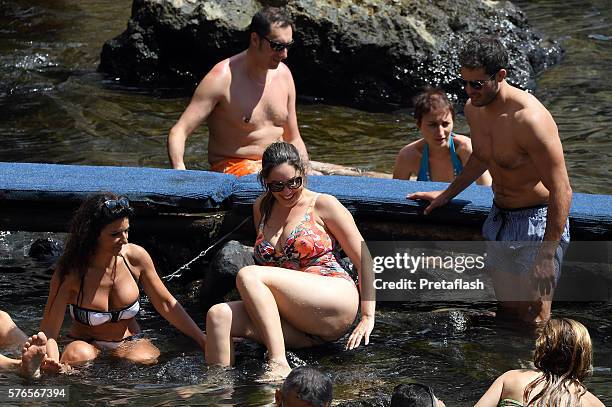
[
  {"x1": 20, "y1": 332, "x2": 47, "y2": 378},
  {"x1": 258, "y1": 359, "x2": 292, "y2": 383},
  {"x1": 41, "y1": 356, "x2": 67, "y2": 374}
]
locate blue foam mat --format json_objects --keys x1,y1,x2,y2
[{"x1": 0, "y1": 162, "x2": 236, "y2": 210}]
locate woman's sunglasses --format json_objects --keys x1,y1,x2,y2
[
  {"x1": 259, "y1": 34, "x2": 294, "y2": 52},
  {"x1": 458, "y1": 72, "x2": 497, "y2": 90},
  {"x1": 266, "y1": 176, "x2": 303, "y2": 192},
  {"x1": 103, "y1": 197, "x2": 130, "y2": 213}
]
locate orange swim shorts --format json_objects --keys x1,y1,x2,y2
[{"x1": 210, "y1": 158, "x2": 262, "y2": 177}]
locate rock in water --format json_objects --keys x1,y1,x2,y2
[
  {"x1": 200, "y1": 240, "x2": 254, "y2": 312},
  {"x1": 99, "y1": 0, "x2": 562, "y2": 110}
]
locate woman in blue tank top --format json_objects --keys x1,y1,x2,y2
[{"x1": 393, "y1": 87, "x2": 491, "y2": 185}]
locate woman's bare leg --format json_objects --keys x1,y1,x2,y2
[
  {"x1": 205, "y1": 301, "x2": 324, "y2": 367},
  {"x1": 112, "y1": 339, "x2": 160, "y2": 364},
  {"x1": 60, "y1": 340, "x2": 99, "y2": 366},
  {"x1": 234, "y1": 265, "x2": 359, "y2": 375},
  {"x1": 0, "y1": 354, "x2": 20, "y2": 372},
  {"x1": 0, "y1": 310, "x2": 28, "y2": 348}
]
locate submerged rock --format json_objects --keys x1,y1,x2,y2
[
  {"x1": 200, "y1": 240, "x2": 254, "y2": 312},
  {"x1": 99, "y1": 0, "x2": 562, "y2": 110},
  {"x1": 28, "y1": 237, "x2": 63, "y2": 261}
]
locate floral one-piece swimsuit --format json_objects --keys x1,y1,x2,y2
[{"x1": 253, "y1": 193, "x2": 354, "y2": 284}]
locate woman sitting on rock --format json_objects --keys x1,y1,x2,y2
[
  {"x1": 475, "y1": 318, "x2": 604, "y2": 406},
  {"x1": 205, "y1": 141, "x2": 375, "y2": 378},
  {"x1": 40, "y1": 192, "x2": 206, "y2": 370},
  {"x1": 393, "y1": 87, "x2": 491, "y2": 185}
]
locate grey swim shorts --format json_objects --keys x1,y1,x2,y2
[{"x1": 482, "y1": 202, "x2": 570, "y2": 280}]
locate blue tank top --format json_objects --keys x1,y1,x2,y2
[{"x1": 417, "y1": 132, "x2": 464, "y2": 181}]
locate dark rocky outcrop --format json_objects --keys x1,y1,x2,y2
[
  {"x1": 99, "y1": 0, "x2": 562, "y2": 110},
  {"x1": 28, "y1": 237, "x2": 63, "y2": 261},
  {"x1": 200, "y1": 240, "x2": 254, "y2": 312}
]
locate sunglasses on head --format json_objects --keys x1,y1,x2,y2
[
  {"x1": 103, "y1": 197, "x2": 130, "y2": 213},
  {"x1": 458, "y1": 72, "x2": 498, "y2": 90},
  {"x1": 266, "y1": 176, "x2": 303, "y2": 192},
  {"x1": 259, "y1": 34, "x2": 294, "y2": 52}
]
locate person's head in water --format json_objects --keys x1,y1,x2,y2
[
  {"x1": 413, "y1": 88, "x2": 455, "y2": 149},
  {"x1": 275, "y1": 366, "x2": 333, "y2": 407},
  {"x1": 458, "y1": 37, "x2": 508, "y2": 107},
  {"x1": 249, "y1": 7, "x2": 295, "y2": 69},
  {"x1": 258, "y1": 141, "x2": 307, "y2": 221},
  {"x1": 391, "y1": 383, "x2": 445, "y2": 407},
  {"x1": 55, "y1": 192, "x2": 133, "y2": 283},
  {"x1": 524, "y1": 318, "x2": 593, "y2": 405}
]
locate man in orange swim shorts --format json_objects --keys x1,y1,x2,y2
[{"x1": 167, "y1": 7, "x2": 310, "y2": 177}]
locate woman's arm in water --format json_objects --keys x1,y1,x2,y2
[
  {"x1": 316, "y1": 194, "x2": 375, "y2": 350},
  {"x1": 40, "y1": 269, "x2": 73, "y2": 367},
  {"x1": 127, "y1": 244, "x2": 207, "y2": 352}
]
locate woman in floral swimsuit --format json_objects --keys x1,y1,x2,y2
[{"x1": 205, "y1": 142, "x2": 375, "y2": 378}]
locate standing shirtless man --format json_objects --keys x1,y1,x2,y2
[
  {"x1": 167, "y1": 7, "x2": 309, "y2": 176},
  {"x1": 409, "y1": 37, "x2": 572, "y2": 324}
]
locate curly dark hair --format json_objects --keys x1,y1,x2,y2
[
  {"x1": 458, "y1": 36, "x2": 508, "y2": 76},
  {"x1": 54, "y1": 192, "x2": 133, "y2": 288}
]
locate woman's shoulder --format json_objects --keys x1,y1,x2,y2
[
  {"x1": 398, "y1": 138, "x2": 425, "y2": 158},
  {"x1": 497, "y1": 369, "x2": 541, "y2": 388},
  {"x1": 451, "y1": 133, "x2": 473, "y2": 149},
  {"x1": 313, "y1": 192, "x2": 351, "y2": 221},
  {"x1": 582, "y1": 390, "x2": 606, "y2": 407},
  {"x1": 121, "y1": 243, "x2": 150, "y2": 265},
  {"x1": 313, "y1": 192, "x2": 341, "y2": 208}
]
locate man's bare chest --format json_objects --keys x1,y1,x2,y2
[
  {"x1": 226, "y1": 83, "x2": 289, "y2": 126},
  {"x1": 471, "y1": 124, "x2": 529, "y2": 170}
]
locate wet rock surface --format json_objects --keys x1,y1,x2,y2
[
  {"x1": 99, "y1": 0, "x2": 562, "y2": 110},
  {"x1": 28, "y1": 237, "x2": 63, "y2": 261},
  {"x1": 200, "y1": 240, "x2": 254, "y2": 312}
]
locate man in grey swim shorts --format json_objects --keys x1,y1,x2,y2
[{"x1": 408, "y1": 37, "x2": 572, "y2": 324}]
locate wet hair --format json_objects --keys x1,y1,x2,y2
[
  {"x1": 458, "y1": 37, "x2": 508, "y2": 75},
  {"x1": 249, "y1": 7, "x2": 294, "y2": 38},
  {"x1": 413, "y1": 87, "x2": 455, "y2": 126},
  {"x1": 54, "y1": 192, "x2": 133, "y2": 289},
  {"x1": 280, "y1": 366, "x2": 333, "y2": 407},
  {"x1": 524, "y1": 318, "x2": 593, "y2": 406},
  {"x1": 258, "y1": 141, "x2": 306, "y2": 223},
  {"x1": 391, "y1": 383, "x2": 437, "y2": 407}
]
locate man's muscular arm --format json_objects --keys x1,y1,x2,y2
[
  {"x1": 281, "y1": 67, "x2": 309, "y2": 163},
  {"x1": 167, "y1": 63, "x2": 227, "y2": 169},
  {"x1": 518, "y1": 106, "x2": 572, "y2": 294},
  {"x1": 518, "y1": 108, "x2": 572, "y2": 245}
]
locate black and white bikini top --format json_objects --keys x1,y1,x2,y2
[{"x1": 68, "y1": 255, "x2": 140, "y2": 326}]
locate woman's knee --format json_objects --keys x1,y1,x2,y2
[
  {"x1": 236, "y1": 265, "x2": 264, "y2": 290},
  {"x1": 0, "y1": 310, "x2": 11, "y2": 325},
  {"x1": 61, "y1": 341, "x2": 98, "y2": 365},
  {"x1": 116, "y1": 340, "x2": 160, "y2": 365},
  {"x1": 206, "y1": 303, "x2": 233, "y2": 332}
]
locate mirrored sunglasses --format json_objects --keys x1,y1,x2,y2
[
  {"x1": 260, "y1": 35, "x2": 294, "y2": 52},
  {"x1": 266, "y1": 176, "x2": 303, "y2": 192},
  {"x1": 103, "y1": 197, "x2": 130, "y2": 213},
  {"x1": 458, "y1": 72, "x2": 497, "y2": 90}
]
